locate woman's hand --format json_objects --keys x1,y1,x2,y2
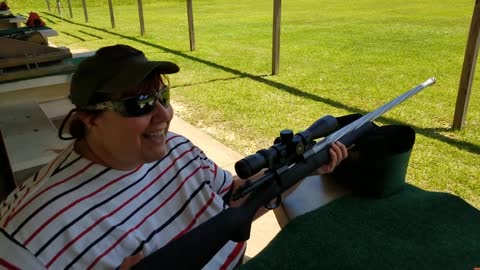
[
  {"x1": 118, "y1": 251, "x2": 144, "y2": 270},
  {"x1": 317, "y1": 141, "x2": 348, "y2": 174}
]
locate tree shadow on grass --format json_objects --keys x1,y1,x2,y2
[
  {"x1": 59, "y1": 31, "x2": 86, "y2": 41},
  {"x1": 78, "y1": 30, "x2": 103, "y2": 40},
  {"x1": 43, "y1": 12, "x2": 480, "y2": 156},
  {"x1": 172, "y1": 75, "x2": 269, "y2": 89}
]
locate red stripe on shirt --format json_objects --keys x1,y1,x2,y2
[
  {"x1": 220, "y1": 182, "x2": 234, "y2": 195},
  {"x1": 86, "y1": 165, "x2": 210, "y2": 270},
  {"x1": 3, "y1": 186, "x2": 30, "y2": 224},
  {"x1": 220, "y1": 241, "x2": 246, "y2": 270},
  {"x1": 3, "y1": 162, "x2": 95, "y2": 228},
  {"x1": 23, "y1": 165, "x2": 142, "y2": 246},
  {"x1": 166, "y1": 134, "x2": 180, "y2": 142},
  {"x1": 2, "y1": 157, "x2": 62, "y2": 227},
  {"x1": 0, "y1": 258, "x2": 21, "y2": 270},
  {"x1": 213, "y1": 163, "x2": 218, "y2": 179},
  {"x1": 46, "y1": 147, "x2": 197, "y2": 267},
  {"x1": 170, "y1": 191, "x2": 215, "y2": 242}
]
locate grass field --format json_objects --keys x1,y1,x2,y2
[{"x1": 9, "y1": 0, "x2": 480, "y2": 207}]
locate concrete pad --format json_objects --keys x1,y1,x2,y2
[
  {"x1": 169, "y1": 116, "x2": 281, "y2": 258},
  {"x1": 169, "y1": 117, "x2": 243, "y2": 172}
]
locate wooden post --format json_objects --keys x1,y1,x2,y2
[
  {"x1": 108, "y1": 0, "x2": 116, "y2": 28},
  {"x1": 67, "y1": 0, "x2": 73, "y2": 18},
  {"x1": 82, "y1": 0, "x2": 89, "y2": 23},
  {"x1": 55, "y1": 0, "x2": 63, "y2": 19},
  {"x1": 137, "y1": 0, "x2": 145, "y2": 36},
  {"x1": 187, "y1": 0, "x2": 195, "y2": 51},
  {"x1": 272, "y1": 0, "x2": 281, "y2": 75},
  {"x1": 46, "y1": 0, "x2": 51, "y2": 11},
  {"x1": 453, "y1": 0, "x2": 480, "y2": 129}
]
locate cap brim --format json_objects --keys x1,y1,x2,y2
[{"x1": 98, "y1": 60, "x2": 179, "y2": 95}]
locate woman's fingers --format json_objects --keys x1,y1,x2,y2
[
  {"x1": 318, "y1": 142, "x2": 348, "y2": 174},
  {"x1": 334, "y1": 141, "x2": 348, "y2": 163},
  {"x1": 118, "y1": 251, "x2": 144, "y2": 270}
]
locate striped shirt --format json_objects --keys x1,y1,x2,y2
[{"x1": 0, "y1": 132, "x2": 245, "y2": 269}]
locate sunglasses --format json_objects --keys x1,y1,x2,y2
[{"x1": 88, "y1": 86, "x2": 170, "y2": 117}]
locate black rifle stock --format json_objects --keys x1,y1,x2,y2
[{"x1": 132, "y1": 78, "x2": 436, "y2": 270}]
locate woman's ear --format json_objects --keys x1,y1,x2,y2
[{"x1": 75, "y1": 111, "x2": 98, "y2": 129}]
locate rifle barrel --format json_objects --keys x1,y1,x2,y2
[{"x1": 309, "y1": 77, "x2": 436, "y2": 156}]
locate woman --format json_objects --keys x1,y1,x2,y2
[{"x1": 0, "y1": 44, "x2": 347, "y2": 269}]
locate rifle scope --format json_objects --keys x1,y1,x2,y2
[{"x1": 235, "y1": 115, "x2": 338, "y2": 179}]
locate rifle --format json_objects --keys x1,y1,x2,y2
[{"x1": 132, "y1": 78, "x2": 436, "y2": 270}]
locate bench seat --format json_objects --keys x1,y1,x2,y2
[{"x1": 0, "y1": 101, "x2": 69, "y2": 184}]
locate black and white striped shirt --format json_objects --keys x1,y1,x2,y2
[{"x1": 0, "y1": 132, "x2": 245, "y2": 269}]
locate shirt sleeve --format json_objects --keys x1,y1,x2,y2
[
  {"x1": 193, "y1": 146, "x2": 234, "y2": 198},
  {"x1": 0, "y1": 228, "x2": 47, "y2": 270}
]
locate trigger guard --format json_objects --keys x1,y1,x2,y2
[{"x1": 265, "y1": 195, "x2": 282, "y2": 210}]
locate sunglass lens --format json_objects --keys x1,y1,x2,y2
[
  {"x1": 121, "y1": 87, "x2": 169, "y2": 117},
  {"x1": 158, "y1": 88, "x2": 170, "y2": 107},
  {"x1": 123, "y1": 97, "x2": 155, "y2": 116}
]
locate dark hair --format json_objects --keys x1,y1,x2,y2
[
  {"x1": 120, "y1": 71, "x2": 169, "y2": 98},
  {"x1": 65, "y1": 71, "x2": 168, "y2": 140}
]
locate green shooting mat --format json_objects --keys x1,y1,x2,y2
[{"x1": 241, "y1": 184, "x2": 480, "y2": 270}]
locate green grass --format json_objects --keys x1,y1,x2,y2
[{"x1": 10, "y1": 0, "x2": 480, "y2": 207}]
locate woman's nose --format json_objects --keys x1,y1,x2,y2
[{"x1": 151, "y1": 101, "x2": 172, "y2": 121}]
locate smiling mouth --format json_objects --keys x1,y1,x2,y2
[{"x1": 142, "y1": 129, "x2": 165, "y2": 140}]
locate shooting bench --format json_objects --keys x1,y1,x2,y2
[
  {"x1": 0, "y1": 37, "x2": 75, "y2": 83},
  {"x1": 0, "y1": 48, "x2": 90, "y2": 189},
  {"x1": 0, "y1": 101, "x2": 70, "y2": 185},
  {"x1": 274, "y1": 175, "x2": 350, "y2": 228},
  {"x1": 0, "y1": 14, "x2": 26, "y2": 29},
  {"x1": 0, "y1": 25, "x2": 58, "y2": 43}
]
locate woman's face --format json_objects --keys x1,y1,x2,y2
[{"x1": 83, "y1": 100, "x2": 174, "y2": 170}]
